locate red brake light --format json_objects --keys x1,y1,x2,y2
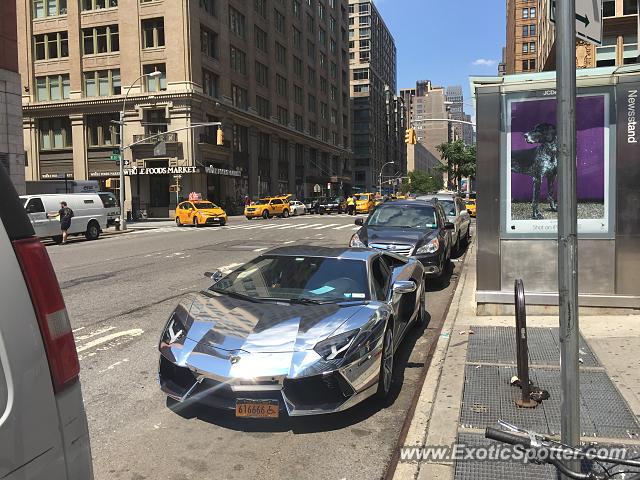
[{"x1": 12, "y1": 238, "x2": 80, "y2": 392}]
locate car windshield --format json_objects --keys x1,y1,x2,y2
[
  {"x1": 99, "y1": 193, "x2": 118, "y2": 208},
  {"x1": 254, "y1": 199, "x2": 270, "y2": 205},
  {"x1": 211, "y1": 256, "x2": 370, "y2": 302},
  {"x1": 193, "y1": 202, "x2": 216, "y2": 209},
  {"x1": 439, "y1": 200, "x2": 456, "y2": 216},
  {"x1": 367, "y1": 204, "x2": 439, "y2": 229},
  {"x1": 355, "y1": 194, "x2": 370, "y2": 201}
]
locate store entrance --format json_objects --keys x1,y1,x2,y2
[{"x1": 149, "y1": 175, "x2": 170, "y2": 218}]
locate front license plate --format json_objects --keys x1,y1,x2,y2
[{"x1": 235, "y1": 399, "x2": 279, "y2": 418}]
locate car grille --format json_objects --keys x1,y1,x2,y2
[
  {"x1": 369, "y1": 243, "x2": 414, "y2": 257},
  {"x1": 283, "y1": 372, "x2": 354, "y2": 409}
]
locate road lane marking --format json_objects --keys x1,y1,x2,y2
[
  {"x1": 76, "y1": 328, "x2": 144, "y2": 353},
  {"x1": 314, "y1": 224, "x2": 339, "y2": 229},
  {"x1": 260, "y1": 224, "x2": 293, "y2": 230},
  {"x1": 72, "y1": 327, "x2": 85, "y2": 333},
  {"x1": 283, "y1": 240, "x2": 295, "y2": 244},
  {"x1": 333, "y1": 224, "x2": 356, "y2": 230},
  {"x1": 253, "y1": 247, "x2": 268, "y2": 252},
  {"x1": 75, "y1": 326, "x2": 116, "y2": 341},
  {"x1": 219, "y1": 262, "x2": 243, "y2": 273},
  {"x1": 98, "y1": 358, "x2": 130, "y2": 374},
  {"x1": 295, "y1": 224, "x2": 322, "y2": 229}
]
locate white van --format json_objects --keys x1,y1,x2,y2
[{"x1": 20, "y1": 193, "x2": 108, "y2": 243}]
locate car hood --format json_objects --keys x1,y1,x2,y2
[
  {"x1": 360, "y1": 226, "x2": 435, "y2": 246},
  {"x1": 182, "y1": 292, "x2": 365, "y2": 354},
  {"x1": 197, "y1": 209, "x2": 225, "y2": 215}
]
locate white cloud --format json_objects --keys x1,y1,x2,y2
[{"x1": 472, "y1": 58, "x2": 498, "y2": 67}]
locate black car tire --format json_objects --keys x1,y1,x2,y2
[
  {"x1": 415, "y1": 290, "x2": 428, "y2": 328},
  {"x1": 375, "y1": 327, "x2": 394, "y2": 400},
  {"x1": 85, "y1": 221, "x2": 100, "y2": 240},
  {"x1": 219, "y1": 219, "x2": 226, "y2": 226},
  {"x1": 262, "y1": 210, "x2": 270, "y2": 219},
  {"x1": 246, "y1": 216, "x2": 253, "y2": 220},
  {"x1": 282, "y1": 209, "x2": 289, "y2": 218}
]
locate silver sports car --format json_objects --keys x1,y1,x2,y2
[{"x1": 158, "y1": 246, "x2": 426, "y2": 417}]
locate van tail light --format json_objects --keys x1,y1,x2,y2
[{"x1": 12, "y1": 237, "x2": 80, "y2": 392}]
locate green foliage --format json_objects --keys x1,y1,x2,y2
[
  {"x1": 400, "y1": 170, "x2": 444, "y2": 195},
  {"x1": 435, "y1": 140, "x2": 476, "y2": 190}
]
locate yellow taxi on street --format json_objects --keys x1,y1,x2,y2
[
  {"x1": 175, "y1": 200, "x2": 227, "y2": 227},
  {"x1": 244, "y1": 196, "x2": 290, "y2": 219},
  {"x1": 465, "y1": 198, "x2": 477, "y2": 217},
  {"x1": 355, "y1": 193, "x2": 375, "y2": 214}
]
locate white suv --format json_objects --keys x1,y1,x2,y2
[{"x1": 0, "y1": 167, "x2": 93, "y2": 479}]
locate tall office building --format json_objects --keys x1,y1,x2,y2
[
  {"x1": 445, "y1": 85, "x2": 474, "y2": 145},
  {"x1": 17, "y1": 0, "x2": 352, "y2": 218},
  {"x1": 1, "y1": 1, "x2": 24, "y2": 193},
  {"x1": 505, "y1": 0, "x2": 539, "y2": 74},
  {"x1": 348, "y1": 0, "x2": 402, "y2": 192}
]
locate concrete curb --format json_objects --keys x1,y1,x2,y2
[{"x1": 393, "y1": 240, "x2": 476, "y2": 480}]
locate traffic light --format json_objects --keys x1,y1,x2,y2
[
  {"x1": 105, "y1": 178, "x2": 119, "y2": 189},
  {"x1": 404, "y1": 128, "x2": 417, "y2": 145},
  {"x1": 216, "y1": 127, "x2": 224, "y2": 146}
]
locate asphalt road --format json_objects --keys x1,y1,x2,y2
[{"x1": 47, "y1": 213, "x2": 468, "y2": 480}]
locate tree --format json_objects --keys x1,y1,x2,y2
[
  {"x1": 435, "y1": 140, "x2": 476, "y2": 191},
  {"x1": 400, "y1": 170, "x2": 443, "y2": 195}
]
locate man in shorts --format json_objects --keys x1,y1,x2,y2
[{"x1": 57, "y1": 201, "x2": 74, "y2": 244}]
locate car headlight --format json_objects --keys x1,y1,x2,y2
[
  {"x1": 415, "y1": 238, "x2": 439, "y2": 255},
  {"x1": 350, "y1": 233, "x2": 367, "y2": 248},
  {"x1": 314, "y1": 329, "x2": 359, "y2": 360},
  {"x1": 161, "y1": 307, "x2": 187, "y2": 345}
]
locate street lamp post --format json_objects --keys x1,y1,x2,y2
[
  {"x1": 378, "y1": 161, "x2": 395, "y2": 196},
  {"x1": 118, "y1": 71, "x2": 161, "y2": 231}
]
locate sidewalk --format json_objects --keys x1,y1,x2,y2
[{"x1": 394, "y1": 239, "x2": 640, "y2": 480}]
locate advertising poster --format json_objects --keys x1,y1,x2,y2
[{"x1": 506, "y1": 93, "x2": 610, "y2": 235}]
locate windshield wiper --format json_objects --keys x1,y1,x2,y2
[
  {"x1": 287, "y1": 297, "x2": 328, "y2": 305},
  {"x1": 209, "y1": 287, "x2": 264, "y2": 303}
]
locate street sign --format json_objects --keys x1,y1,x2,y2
[
  {"x1": 550, "y1": 0, "x2": 603, "y2": 46},
  {"x1": 110, "y1": 154, "x2": 121, "y2": 161},
  {"x1": 313, "y1": 184, "x2": 321, "y2": 193}
]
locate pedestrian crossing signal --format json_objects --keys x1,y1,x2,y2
[
  {"x1": 404, "y1": 128, "x2": 417, "y2": 145},
  {"x1": 216, "y1": 127, "x2": 224, "y2": 146}
]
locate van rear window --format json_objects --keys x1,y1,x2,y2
[{"x1": 98, "y1": 194, "x2": 117, "y2": 208}]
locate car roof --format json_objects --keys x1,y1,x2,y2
[
  {"x1": 375, "y1": 199, "x2": 434, "y2": 208},
  {"x1": 265, "y1": 246, "x2": 377, "y2": 260}
]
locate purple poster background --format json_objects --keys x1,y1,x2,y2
[{"x1": 510, "y1": 95, "x2": 605, "y2": 201}]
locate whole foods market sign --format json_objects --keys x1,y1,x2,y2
[{"x1": 125, "y1": 166, "x2": 201, "y2": 175}]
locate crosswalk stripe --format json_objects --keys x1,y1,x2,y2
[
  {"x1": 333, "y1": 224, "x2": 356, "y2": 230},
  {"x1": 294, "y1": 223, "x2": 323, "y2": 230},
  {"x1": 260, "y1": 224, "x2": 293, "y2": 230},
  {"x1": 314, "y1": 224, "x2": 339, "y2": 229}
]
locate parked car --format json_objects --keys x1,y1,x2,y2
[
  {"x1": 304, "y1": 197, "x2": 326, "y2": 215},
  {"x1": 0, "y1": 166, "x2": 94, "y2": 479},
  {"x1": 175, "y1": 200, "x2": 227, "y2": 227},
  {"x1": 158, "y1": 246, "x2": 426, "y2": 417},
  {"x1": 289, "y1": 200, "x2": 307, "y2": 216},
  {"x1": 98, "y1": 191, "x2": 120, "y2": 227},
  {"x1": 245, "y1": 197, "x2": 290, "y2": 219},
  {"x1": 350, "y1": 200, "x2": 454, "y2": 279},
  {"x1": 417, "y1": 193, "x2": 471, "y2": 254},
  {"x1": 20, "y1": 193, "x2": 108, "y2": 243},
  {"x1": 465, "y1": 198, "x2": 477, "y2": 218},
  {"x1": 319, "y1": 196, "x2": 347, "y2": 214},
  {"x1": 354, "y1": 193, "x2": 375, "y2": 214}
]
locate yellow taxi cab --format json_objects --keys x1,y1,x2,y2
[
  {"x1": 355, "y1": 193, "x2": 375, "y2": 214},
  {"x1": 465, "y1": 198, "x2": 477, "y2": 217},
  {"x1": 244, "y1": 196, "x2": 290, "y2": 219},
  {"x1": 175, "y1": 200, "x2": 227, "y2": 227}
]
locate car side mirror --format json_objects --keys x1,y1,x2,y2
[
  {"x1": 444, "y1": 222, "x2": 455, "y2": 230},
  {"x1": 392, "y1": 280, "x2": 417, "y2": 295},
  {"x1": 355, "y1": 218, "x2": 364, "y2": 226},
  {"x1": 204, "y1": 270, "x2": 224, "y2": 283}
]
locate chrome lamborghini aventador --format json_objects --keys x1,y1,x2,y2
[{"x1": 158, "y1": 246, "x2": 427, "y2": 417}]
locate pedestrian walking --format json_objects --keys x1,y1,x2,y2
[
  {"x1": 346, "y1": 194, "x2": 356, "y2": 216},
  {"x1": 54, "y1": 201, "x2": 74, "y2": 244}
]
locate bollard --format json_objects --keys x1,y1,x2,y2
[{"x1": 514, "y1": 279, "x2": 537, "y2": 408}]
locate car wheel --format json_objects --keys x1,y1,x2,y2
[
  {"x1": 376, "y1": 327, "x2": 394, "y2": 399},
  {"x1": 282, "y1": 209, "x2": 290, "y2": 218},
  {"x1": 415, "y1": 289, "x2": 428, "y2": 328},
  {"x1": 85, "y1": 221, "x2": 100, "y2": 240},
  {"x1": 246, "y1": 216, "x2": 252, "y2": 220},
  {"x1": 176, "y1": 217, "x2": 182, "y2": 227},
  {"x1": 262, "y1": 210, "x2": 269, "y2": 219},
  {"x1": 219, "y1": 219, "x2": 226, "y2": 226}
]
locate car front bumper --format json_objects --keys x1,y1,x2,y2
[{"x1": 412, "y1": 252, "x2": 445, "y2": 277}]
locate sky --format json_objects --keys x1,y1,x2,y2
[{"x1": 374, "y1": 0, "x2": 506, "y2": 113}]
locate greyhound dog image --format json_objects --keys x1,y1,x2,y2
[{"x1": 511, "y1": 122, "x2": 558, "y2": 219}]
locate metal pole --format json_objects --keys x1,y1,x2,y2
[
  {"x1": 557, "y1": 0, "x2": 580, "y2": 474},
  {"x1": 119, "y1": 110, "x2": 126, "y2": 230}
]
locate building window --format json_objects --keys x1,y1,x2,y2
[
  {"x1": 308, "y1": 121, "x2": 317, "y2": 136},
  {"x1": 83, "y1": 69, "x2": 121, "y2": 97},
  {"x1": 530, "y1": 42, "x2": 536, "y2": 53},
  {"x1": 623, "y1": 0, "x2": 638, "y2": 15},
  {"x1": 603, "y1": 0, "x2": 616, "y2": 16},
  {"x1": 522, "y1": 25, "x2": 529, "y2": 37},
  {"x1": 39, "y1": 117, "x2": 72, "y2": 150},
  {"x1": 329, "y1": 15, "x2": 336, "y2": 32},
  {"x1": 522, "y1": 8, "x2": 528, "y2": 18},
  {"x1": 522, "y1": 43, "x2": 529, "y2": 53},
  {"x1": 320, "y1": 102, "x2": 327, "y2": 120},
  {"x1": 359, "y1": 15, "x2": 370, "y2": 25},
  {"x1": 353, "y1": 68, "x2": 368, "y2": 80},
  {"x1": 307, "y1": 66, "x2": 315, "y2": 85},
  {"x1": 275, "y1": 42, "x2": 287, "y2": 65},
  {"x1": 530, "y1": 7, "x2": 536, "y2": 18},
  {"x1": 330, "y1": 62, "x2": 337, "y2": 79},
  {"x1": 256, "y1": 95, "x2": 270, "y2": 118},
  {"x1": 201, "y1": 26, "x2": 218, "y2": 58},
  {"x1": 330, "y1": 85, "x2": 337, "y2": 101},
  {"x1": 87, "y1": 114, "x2": 120, "y2": 147},
  {"x1": 202, "y1": 68, "x2": 219, "y2": 97},
  {"x1": 293, "y1": 0, "x2": 301, "y2": 18},
  {"x1": 277, "y1": 106, "x2": 288, "y2": 126},
  {"x1": 200, "y1": 0, "x2": 216, "y2": 16},
  {"x1": 255, "y1": 62, "x2": 269, "y2": 87},
  {"x1": 35, "y1": 74, "x2": 70, "y2": 101},
  {"x1": 294, "y1": 85, "x2": 303, "y2": 105},
  {"x1": 530, "y1": 24, "x2": 536, "y2": 36},
  {"x1": 229, "y1": 6, "x2": 246, "y2": 39},
  {"x1": 231, "y1": 84, "x2": 248, "y2": 109},
  {"x1": 34, "y1": 31, "x2": 68, "y2": 60},
  {"x1": 81, "y1": 0, "x2": 117, "y2": 11},
  {"x1": 33, "y1": 0, "x2": 67, "y2": 18},
  {"x1": 274, "y1": 9, "x2": 285, "y2": 34},
  {"x1": 359, "y1": 51, "x2": 370, "y2": 62},
  {"x1": 276, "y1": 74, "x2": 287, "y2": 97},
  {"x1": 143, "y1": 64, "x2": 166, "y2": 91},
  {"x1": 306, "y1": 13, "x2": 315, "y2": 33},
  {"x1": 307, "y1": 40, "x2": 315, "y2": 59},
  {"x1": 529, "y1": 59, "x2": 536, "y2": 70},
  {"x1": 294, "y1": 114, "x2": 304, "y2": 132},
  {"x1": 319, "y1": 28, "x2": 326, "y2": 45},
  {"x1": 358, "y1": 3, "x2": 369, "y2": 13},
  {"x1": 293, "y1": 56, "x2": 303, "y2": 77},
  {"x1": 142, "y1": 18, "x2": 164, "y2": 49},
  {"x1": 308, "y1": 94, "x2": 316, "y2": 113},
  {"x1": 255, "y1": 26, "x2": 268, "y2": 53},
  {"x1": 230, "y1": 45, "x2": 247, "y2": 74},
  {"x1": 82, "y1": 25, "x2": 119, "y2": 55},
  {"x1": 292, "y1": 27, "x2": 302, "y2": 48},
  {"x1": 320, "y1": 76, "x2": 328, "y2": 93},
  {"x1": 353, "y1": 84, "x2": 369, "y2": 93},
  {"x1": 318, "y1": 2, "x2": 325, "y2": 19},
  {"x1": 255, "y1": 0, "x2": 267, "y2": 18},
  {"x1": 145, "y1": 109, "x2": 167, "y2": 136}
]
